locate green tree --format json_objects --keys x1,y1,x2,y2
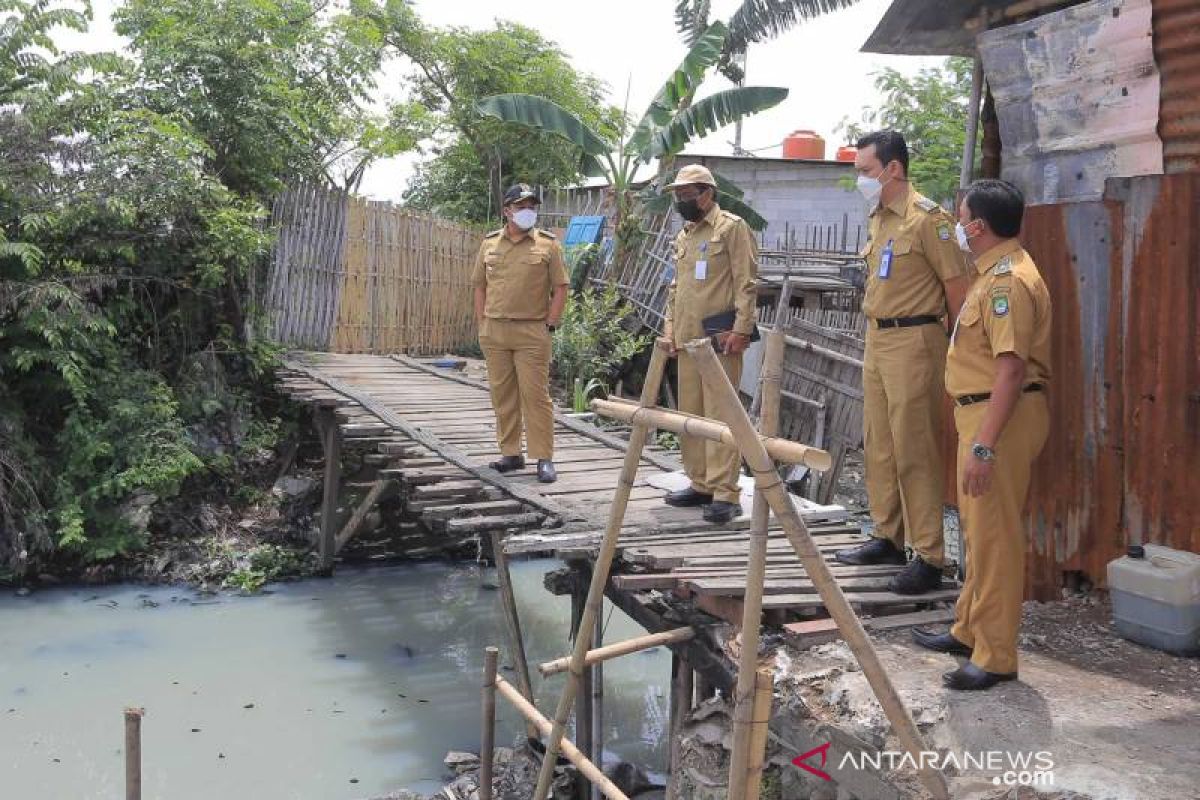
[
  {"x1": 839, "y1": 57, "x2": 977, "y2": 206},
  {"x1": 113, "y1": 0, "x2": 390, "y2": 199},
  {"x1": 359, "y1": 0, "x2": 619, "y2": 223},
  {"x1": 476, "y1": 21, "x2": 787, "y2": 271}
]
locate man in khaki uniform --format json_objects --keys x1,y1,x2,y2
[
  {"x1": 835, "y1": 130, "x2": 971, "y2": 595},
  {"x1": 913, "y1": 179, "x2": 1051, "y2": 690},
  {"x1": 472, "y1": 183, "x2": 570, "y2": 483},
  {"x1": 660, "y1": 164, "x2": 758, "y2": 524}
]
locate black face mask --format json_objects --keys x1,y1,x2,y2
[{"x1": 675, "y1": 197, "x2": 704, "y2": 222}]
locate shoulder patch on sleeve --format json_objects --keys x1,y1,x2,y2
[
  {"x1": 915, "y1": 197, "x2": 939, "y2": 212},
  {"x1": 535, "y1": 228, "x2": 556, "y2": 239},
  {"x1": 936, "y1": 222, "x2": 952, "y2": 241},
  {"x1": 484, "y1": 229, "x2": 502, "y2": 239},
  {"x1": 993, "y1": 256, "x2": 1013, "y2": 276},
  {"x1": 991, "y1": 292, "x2": 1010, "y2": 317}
]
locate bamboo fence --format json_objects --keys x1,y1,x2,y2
[{"x1": 266, "y1": 183, "x2": 482, "y2": 355}]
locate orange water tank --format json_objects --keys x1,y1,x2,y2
[
  {"x1": 835, "y1": 145, "x2": 858, "y2": 163},
  {"x1": 782, "y1": 130, "x2": 826, "y2": 160}
]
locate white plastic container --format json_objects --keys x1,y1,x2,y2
[{"x1": 1107, "y1": 544, "x2": 1200, "y2": 655}]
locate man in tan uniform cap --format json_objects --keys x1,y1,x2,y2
[
  {"x1": 472, "y1": 183, "x2": 570, "y2": 483},
  {"x1": 835, "y1": 130, "x2": 971, "y2": 595},
  {"x1": 913, "y1": 179, "x2": 1051, "y2": 690},
  {"x1": 660, "y1": 164, "x2": 759, "y2": 524}
]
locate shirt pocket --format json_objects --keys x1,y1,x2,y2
[
  {"x1": 705, "y1": 237, "x2": 729, "y2": 275},
  {"x1": 951, "y1": 298, "x2": 982, "y2": 345}
]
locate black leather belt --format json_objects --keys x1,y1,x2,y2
[
  {"x1": 956, "y1": 383, "x2": 1046, "y2": 407},
  {"x1": 875, "y1": 314, "x2": 940, "y2": 329}
]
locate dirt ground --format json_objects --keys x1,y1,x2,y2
[{"x1": 774, "y1": 593, "x2": 1200, "y2": 800}]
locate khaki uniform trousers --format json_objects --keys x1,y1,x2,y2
[
  {"x1": 677, "y1": 350, "x2": 742, "y2": 504},
  {"x1": 863, "y1": 324, "x2": 948, "y2": 566},
  {"x1": 950, "y1": 392, "x2": 1049, "y2": 674},
  {"x1": 478, "y1": 318, "x2": 555, "y2": 460}
]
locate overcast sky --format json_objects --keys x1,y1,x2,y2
[{"x1": 56, "y1": 0, "x2": 942, "y2": 202}]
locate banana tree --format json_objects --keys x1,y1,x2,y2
[
  {"x1": 476, "y1": 21, "x2": 786, "y2": 245},
  {"x1": 674, "y1": 0, "x2": 864, "y2": 83}
]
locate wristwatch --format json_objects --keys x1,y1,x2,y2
[{"x1": 971, "y1": 443, "x2": 996, "y2": 463}]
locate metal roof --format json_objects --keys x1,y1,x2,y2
[{"x1": 861, "y1": 0, "x2": 1007, "y2": 55}]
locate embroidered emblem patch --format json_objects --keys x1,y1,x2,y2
[
  {"x1": 992, "y1": 294, "x2": 1010, "y2": 316},
  {"x1": 994, "y1": 256, "x2": 1013, "y2": 276},
  {"x1": 937, "y1": 223, "x2": 951, "y2": 241}
]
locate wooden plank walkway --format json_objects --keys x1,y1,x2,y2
[{"x1": 276, "y1": 351, "x2": 955, "y2": 632}]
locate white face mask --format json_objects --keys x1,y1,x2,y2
[
  {"x1": 856, "y1": 172, "x2": 891, "y2": 206},
  {"x1": 512, "y1": 208, "x2": 538, "y2": 230},
  {"x1": 955, "y1": 221, "x2": 976, "y2": 252}
]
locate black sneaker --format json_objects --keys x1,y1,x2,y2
[
  {"x1": 536, "y1": 459, "x2": 557, "y2": 484},
  {"x1": 664, "y1": 487, "x2": 713, "y2": 507},
  {"x1": 702, "y1": 501, "x2": 741, "y2": 524},
  {"x1": 489, "y1": 455, "x2": 525, "y2": 473},
  {"x1": 889, "y1": 557, "x2": 944, "y2": 595},
  {"x1": 834, "y1": 537, "x2": 906, "y2": 566}
]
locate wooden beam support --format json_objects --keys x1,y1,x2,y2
[
  {"x1": 489, "y1": 530, "x2": 538, "y2": 740},
  {"x1": 334, "y1": 479, "x2": 391, "y2": 553},
  {"x1": 538, "y1": 627, "x2": 697, "y2": 677},
  {"x1": 480, "y1": 647, "x2": 498, "y2": 800},
  {"x1": 316, "y1": 407, "x2": 342, "y2": 572}
]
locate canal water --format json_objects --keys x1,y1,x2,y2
[{"x1": 0, "y1": 559, "x2": 669, "y2": 799}]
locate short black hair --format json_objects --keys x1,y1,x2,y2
[
  {"x1": 856, "y1": 130, "x2": 909, "y2": 174},
  {"x1": 964, "y1": 179, "x2": 1025, "y2": 238}
]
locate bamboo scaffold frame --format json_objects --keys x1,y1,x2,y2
[{"x1": 523, "y1": 336, "x2": 949, "y2": 800}]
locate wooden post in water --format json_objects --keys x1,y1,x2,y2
[
  {"x1": 667, "y1": 653, "x2": 694, "y2": 800},
  {"x1": 480, "y1": 647, "x2": 498, "y2": 800},
  {"x1": 317, "y1": 407, "x2": 342, "y2": 572},
  {"x1": 124, "y1": 707, "x2": 143, "y2": 800},
  {"x1": 683, "y1": 338, "x2": 950, "y2": 800},
  {"x1": 572, "y1": 582, "x2": 594, "y2": 780},
  {"x1": 590, "y1": 606, "x2": 605, "y2": 800},
  {"x1": 531, "y1": 344, "x2": 669, "y2": 800},
  {"x1": 489, "y1": 530, "x2": 538, "y2": 739},
  {"x1": 727, "y1": 328, "x2": 783, "y2": 800}
]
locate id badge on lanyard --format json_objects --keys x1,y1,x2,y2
[
  {"x1": 695, "y1": 242, "x2": 708, "y2": 281},
  {"x1": 878, "y1": 239, "x2": 894, "y2": 279}
]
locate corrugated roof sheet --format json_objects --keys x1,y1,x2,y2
[
  {"x1": 977, "y1": 0, "x2": 1164, "y2": 204},
  {"x1": 1153, "y1": 0, "x2": 1200, "y2": 173}
]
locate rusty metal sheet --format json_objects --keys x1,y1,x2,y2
[
  {"x1": 978, "y1": 0, "x2": 1164, "y2": 205},
  {"x1": 1111, "y1": 173, "x2": 1200, "y2": 559},
  {"x1": 1018, "y1": 201, "x2": 1126, "y2": 599},
  {"x1": 1153, "y1": 0, "x2": 1200, "y2": 173}
]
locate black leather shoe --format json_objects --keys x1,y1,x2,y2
[
  {"x1": 664, "y1": 487, "x2": 713, "y2": 507},
  {"x1": 912, "y1": 627, "x2": 973, "y2": 656},
  {"x1": 835, "y1": 537, "x2": 906, "y2": 566},
  {"x1": 702, "y1": 501, "x2": 741, "y2": 524},
  {"x1": 942, "y1": 662, "x2": 1017, "y2": 691},
  {"x1": 889, "y1": 557, "x2": 944, "y2": 595},
  {"x1": 489, "y1": 455, "x2": 525, "y2": 473},
  {"x1": 536, "y1": 459, "x2": 557, "y2": 484}
]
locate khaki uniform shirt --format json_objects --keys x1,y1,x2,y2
[
  {"x1": 471, "y1": 228, "x2": 569, "y2": 320},
  {"x1": 665, "y1": 204, "x2": 758, "y2": 345},
  {"x1": 861, "y1": 186, "x2": 970, "y2": 320},
  {"x1": 946, "y1": 239, "x2": 1052, "y2": 397}
]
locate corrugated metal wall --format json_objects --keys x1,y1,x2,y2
[
  {"x1": 1014, "y1": 173, "x2": 1199, "y2": 599},
  {"x1": 1153, "y1": 0, "x2": 1200, "y2": 173}
]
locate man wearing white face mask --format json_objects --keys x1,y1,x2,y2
[
  {"x1": 835, "y1": 130, "x2": 971, "y2": 595},
  {"x1": 472, "y1": 183, "x2": 570, "y2": 483}
]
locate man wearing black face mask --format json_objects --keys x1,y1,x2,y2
[{"x1": 659, "y1": 164, "x2": 759, "y2": 524}]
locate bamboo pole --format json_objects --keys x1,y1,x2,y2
[
  {"x1": 782, "y1": 333, "x2": 863, "y2": 369},
  {"x1": 960, "y1": 55, "x2": 984, "y2": 190},
  {"x1": 480, "y1": 647, "x2": 498, "y2": 800},
  {"x1": 495, "y1": 676, "x2": 631, "y2": 800},
  {"x1": 727, "y1": 329, "x2": 783, "y2": 800},
  {"x1": 590, "y1": 610, "x2": 604, "y2": 800},
  {"x1": 124, "y1": 707, "x2": 143, "y2": 800},
  {"x1": 532, "y1": 344, "x2": 669, "y2": 799},
  {"x1": 489, "y1": 530, "x2": 538, "y2": 740},
  {"x1": 683, "y1": 338, "x2": 950, "y2": 800},
  {"x1": 590, "y1": 399, "x2": 831, "y2": 472},
  {"x1": 744, "y1": 668, "x2": 774, "y2": 800},
  {"x1": 538, "y1": 627, "x2": 696, "y2": 676}
]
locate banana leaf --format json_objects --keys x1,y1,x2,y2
[
  {"x1": 476, "y1": 93, "x2": 612, "y2": 177},
  {"x1": 644, "y1": 86, "x2": 788, "y2": 160}
]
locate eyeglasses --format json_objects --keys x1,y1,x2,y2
[{"x1": 673, "y1": 188, "x2": 708, "y2": 202}]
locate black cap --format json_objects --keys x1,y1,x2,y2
[{"x1": 503, "y1": 183, "x2": 540, "y2": 206}]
